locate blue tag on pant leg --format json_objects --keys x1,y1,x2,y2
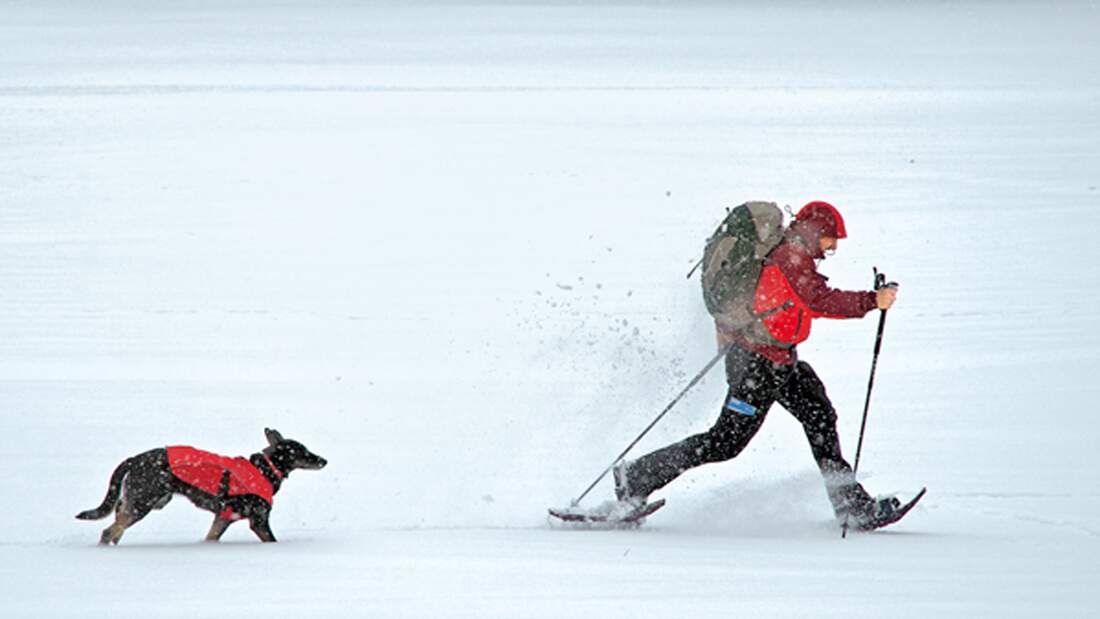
[{"x1": 725, "y1": 396, "x2": 758, "y2": 417}]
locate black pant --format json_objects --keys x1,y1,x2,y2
[{"x1": 626, "y1": 345, "x2": 873, "y2": 517}]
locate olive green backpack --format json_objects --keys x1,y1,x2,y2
[{"x1": 698, "y1": 201, "x2": 786, "y2": 336}]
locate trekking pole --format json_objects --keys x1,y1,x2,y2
[
  {"x1": 570, "y1": 342, "x2": 733, "y2": 506},
  {"x1": 842, "y1": 267, "x2": 897, "y2": 538}
]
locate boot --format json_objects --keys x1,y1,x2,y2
[
  {"x1": 613, "y1": 460, "x2": 647, "y2": 508},
  {"x1": 830, "y1": 483, "x2": 876, "y2": 526},
  {"x1": 836, "y1": 489, "x2": 901, "y2": 530},
  {"x1": 864, "y1": 495, "x2": 902, "y2": 528}
]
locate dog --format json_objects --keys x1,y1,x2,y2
[{"x1": 76, "y1": 428, "x2": 326, "y2": 545}]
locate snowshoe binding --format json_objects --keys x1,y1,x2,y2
[{"x1": 846, "y1": 488, "x2": 927, "y2": 532}]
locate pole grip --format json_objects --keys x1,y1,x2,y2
[{"x1": 873, "y1": 266, "x2": 898, "y2": 291}]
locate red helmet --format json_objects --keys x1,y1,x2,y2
[{"x1": 795, "y1": 201, "x2": 847, "y2": 239}]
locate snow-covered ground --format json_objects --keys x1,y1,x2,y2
[{"x1": 2, "y1": 1, "x2": 1098, "y2": 616}]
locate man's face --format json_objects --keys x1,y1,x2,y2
[{"x1": 820, "y1": 236, "x2": 839, "y2": 254}]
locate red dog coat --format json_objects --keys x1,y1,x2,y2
[{"x1": 166, "y1": 446, "x2": 277, "y2": 519}]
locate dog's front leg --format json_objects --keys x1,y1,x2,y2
[
  {"x1": 248, "y1": 513, "x2": 277, "y2": 543},
  {"x1": 205, "y1": 517, "x2": 233, "y2": 542}
]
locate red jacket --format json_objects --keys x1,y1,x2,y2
[
  {"x1": 166, "y1": 446, "x2": 276, "y2": 517},
  {"x1": 733, "y1": 219, "x2": 877, "y2": 365}
]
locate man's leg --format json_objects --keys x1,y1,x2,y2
[
  {"x1": 623, "y1": 347, "x2": 790, "y2": 500},
  {"x1": 776, "y1": 360, "x2": 875, "y2": 520}
]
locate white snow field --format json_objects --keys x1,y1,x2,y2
[{"x1": 2, "y1": 1, "x2": 1099, "y2": 616}]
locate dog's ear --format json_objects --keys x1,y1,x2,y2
[{"x1": 265, "y1": 428, "x2": 285, "y2": 447}]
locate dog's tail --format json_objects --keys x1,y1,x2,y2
[{"x1": 76, "y1": 456, "x2": 135, "y2": 520}]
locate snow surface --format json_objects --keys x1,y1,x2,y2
[{"x1": 2, "y1": 1, "x2": 1099, "y2": 616}]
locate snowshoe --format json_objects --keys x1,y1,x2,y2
[{"x1": 548, "y1": 497, "x2": 666, "y2": 528}]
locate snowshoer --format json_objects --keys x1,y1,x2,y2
[{"x1": 613, "y1": 201, "x2": 899, "y2": 528}]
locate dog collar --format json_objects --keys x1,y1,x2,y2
[{"x1": 263, "y1": 453, "x2": 284, "y2": 480}]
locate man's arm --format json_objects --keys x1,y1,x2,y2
[{"x1": 784, "y1": 265, "x2": 878, "y2": 319}]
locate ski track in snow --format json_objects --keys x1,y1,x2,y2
[{"x1": 2, "y1": 1, "x2": 1099, "y2": 617}]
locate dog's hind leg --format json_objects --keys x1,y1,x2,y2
[
  {"x1": 205, "y1": 517, "x2": 234, "y2": 542},
  {"x1": 99, "y1": 510, "x2": 134, "y2": 546},
  {"x1": 99, "y1": 492, "x2": 169, "y2": 545}
]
